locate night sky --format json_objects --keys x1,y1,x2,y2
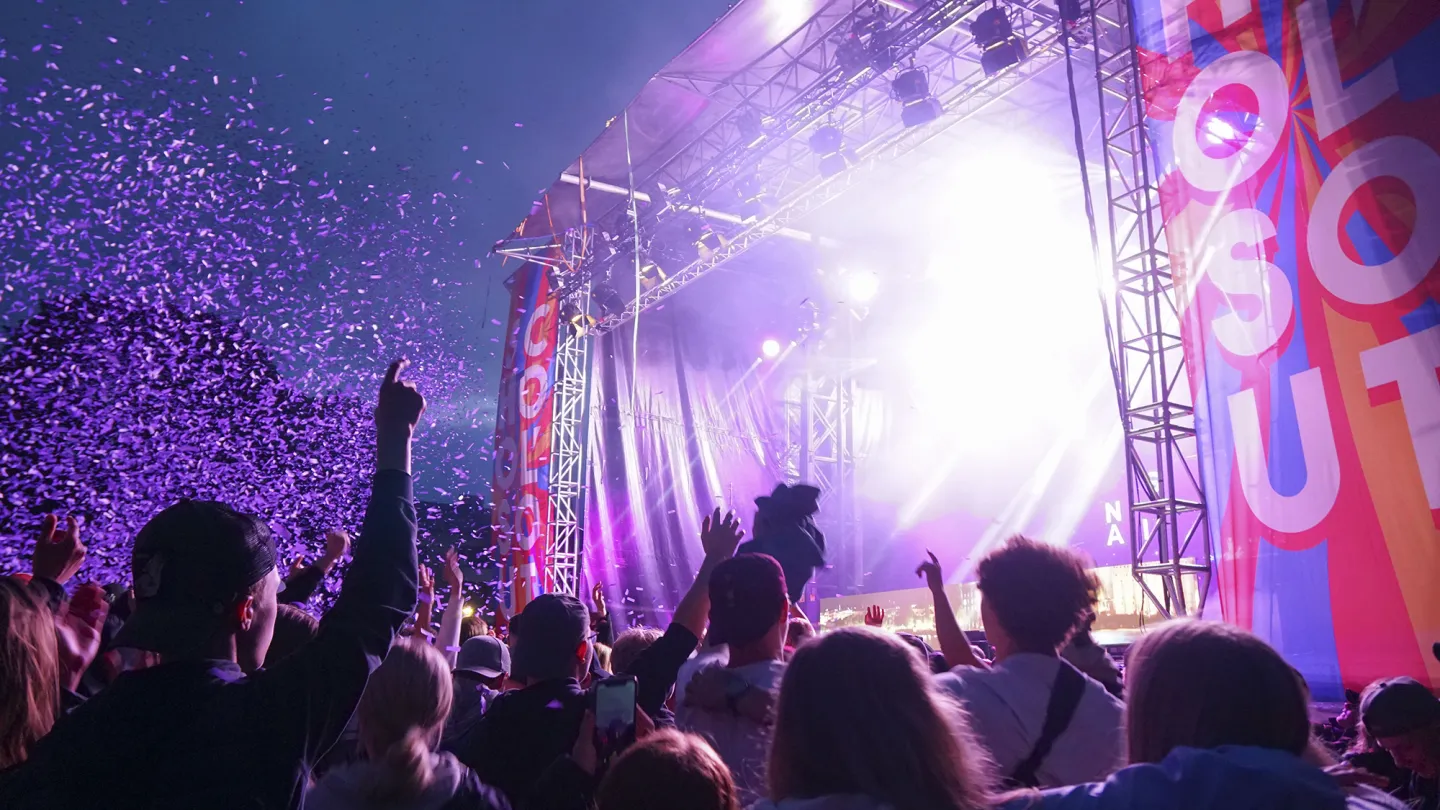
[{"x1": 0, "y1": 0, "x2": 739, "y2": 501}]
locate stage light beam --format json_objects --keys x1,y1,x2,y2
[
  {"x1": 761, "y1": 338, "x2": 782, "y2": 359},
  {"x1": 846, "y1": 270, "x2": 880, "y2": 303}
]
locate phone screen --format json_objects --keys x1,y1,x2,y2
[{"x1": 594, "y1": 676, "x2": 637, "y2": 749}]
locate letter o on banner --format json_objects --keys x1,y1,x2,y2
[
  {"x1": 493, "y1": 436, "x2": 519, "y2": 491},
  {"x1": 525, "y1": 302, "x2": 553, "y2": 359},
  {"x1": 1174, "y1": 50, "x2": 1290, "y2": 193},
  {"x1": 1308, "y1": 137, "x2": 1440, "y2": 306},
  {"x1": 518, "y1": 364, "x2": 547, "y2": 420}
]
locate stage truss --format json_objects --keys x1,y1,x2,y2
[{"x1": 513, "y1": 0, "x2": 1211, "y2": 618}]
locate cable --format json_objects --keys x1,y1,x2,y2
[{"x1": 623, "y1": 110, "x2": 642, "y2": 403}]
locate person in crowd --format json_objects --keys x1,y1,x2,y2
[
  {"x1": 757, "y1": 626, "x2": 996, "y2": 810},
  {"x1": 677, "y1": 552, "x2": 791, "y2": 803},
  {"x1": 0, "y1": 579, "x2": 59, "y2": 771},
  {"x1": 786, "y1": 616, "x2": 816, "y2": 653},
  {"x1": 266, "y1": 603, "x2": 321, "y2": 666},
  {"x1": 1060, "y1": 612, "x2": 1123, "y2": 700},
  {"x1": 928, "y1": 539, "x2": 1124, "y2": 788},
  {"x1": 595, "y1": 729, "x2": 740, "y2": 810},
  {"x1": 736, "y1": 484, "x2": 824, "y2": 603},
  {"x1": 591, "y1": 583, "x2": 614, "y2": 647},
  {"x1": 610, "y1": 626, "x2": 664, "y2": 677},
  {"x1": 280, "y1": 528, "x2": 350, "y2": 605},
  {"x1": 1359, "y1": 676, "x2": 1440, "y2": 810},
  {"x1": 0, "y1": 358, "x2": 425, "y2": 810},
  {"x1": 452, "y1": 509, "x2": 746, "y2": 807},
  {"x1": 308, "y1": 638, "x2": 509, "y2": 810},
  {"x1": 1005, "y1": 620, "x2": 1406, "y2": 810},
  {"x1": 461, "y1": 615, "x2": 490, "y2": 645},
  {"x1": 444, "y1": 634, "x2": 511, "y2": 746}
]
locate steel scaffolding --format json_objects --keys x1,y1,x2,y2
[
  {"x1": 543, "y1": 280, "x2": 593, "y2": 598},
  {"x1": 1087, "y1": 0, "x2": 1212, "y2": 617}
]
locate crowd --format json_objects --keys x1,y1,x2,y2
[{"x1": 1, "y1": 359, "x2": 1437, "y2": 810}]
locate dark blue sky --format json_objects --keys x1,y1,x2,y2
[{"x1": 0, "y1": 0, "x2": 738, "y2": 499}]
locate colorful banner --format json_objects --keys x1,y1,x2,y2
[
  {"x1": 490, "y1": 263, "x2": 561, "y2": 614},
  {"x1": 1134, "y1": 0, "x2": 1440, "y2": 695}
]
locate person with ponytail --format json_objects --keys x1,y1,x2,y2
[{"x1": 308, "y1": 638, "x2": 510, "y2": 810}]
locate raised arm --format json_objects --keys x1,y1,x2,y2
[
  {"x1": 918, "y1": 551, "x2": 987, "y2": 670},
  {"x1": 280, "y1": 529, "x2": 350, "y2": 604},
  {"x1": 672, "y1": 508, "x2": 745, "y2": 638},
  {"x1": 263, "y1": 358, "x2": 425, "y2": 762},
  {"x1": 436, "y1": 547, "x2": 465, "y2": 667}
]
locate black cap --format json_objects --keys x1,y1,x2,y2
[
  {"x1": 1360, "y1": 676, "x2": 1440, "y2": 738},
  {"x1": 111, "y1": 500, "x2": 276, "y2": 655},
  {"x1": 510, "y1": 593, "x2": 589, "y2": 682}
]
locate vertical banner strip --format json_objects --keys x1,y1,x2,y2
[{"x1": 1135, "y1": 0, "x2": 1440, "y2": 693}]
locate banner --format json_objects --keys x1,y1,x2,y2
[
  {"x1": 490, "y1": 263, "x2": 561, "y2": 614},
  {"x1": 1135, "y1": 0, "x2": 1440, "y2": 695}
]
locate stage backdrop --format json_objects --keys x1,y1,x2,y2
[{"x1": 1137, "y1": 0, "x2": 1439, "y2": 695}]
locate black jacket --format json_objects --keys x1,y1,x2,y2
[
  {"x1": 0, "y1": 470, "x2": 418, "y2": 810},
  {"x1": 450, "y1": 678, "x2": 588, "y2": 810}
]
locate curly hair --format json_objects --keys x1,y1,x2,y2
[{"x1": 976, "y1": 535, "x2": 1098, "y2": 654}]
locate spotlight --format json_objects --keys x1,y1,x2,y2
[
  {"x1": 761, "y1": 338, "x2": 782, "y2": 359},
  {"x1": 836, "y1": 34, "x2": 870, "y2": 76},
  {"x1": 735, "y1": 108, "x2": 764, "y2": 145},
  {"x1": 695, "y1": 224, "x2": 730, "y2": 260},
  {"x1": 559, "y1": 300, "x2": 595, "y2": 335},
  {"x1": 462, "y1": 604, "x2": 476, "y2": 618},
  {"x1": 809, "y1": 125, "x2": 851, "y2": 178},
  {"x1": 892, "y1": 67, "x2": 943, "y2": 128},
  {"x1": 970, "y1": 7, "x2": 1027, "y2": 77},
  {"x1": 734, "y1": 173, "x2": 770, "y2": 220},
  {"x1": 638, "y1": 259, "x2": 668, "y2": 291},
  {"x1": 594, "y1": 283, "x2": 625, "y2": 317},
  {"x1": 845, "y1": 270, "x2": 880, "y2": 303}
]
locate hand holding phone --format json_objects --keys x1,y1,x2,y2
[{"x1": 593, "y1": 675, "x2": 638, "y2": 755}]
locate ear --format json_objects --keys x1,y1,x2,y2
[
  {"x1": 574, "y1": 639, "x2": 590, "y2": 663},
  {"x1": 233, "y1": 594, "x2": 257, "y2": 632}
]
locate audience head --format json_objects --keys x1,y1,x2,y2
[
  {"x1": 786, "y1": 618, "x2": 815, "y2": 650},
  {"x1": 1360, "y1": 676, "x2": 1440, "y2": 778},
  {"x1": 509, "y1": 593, "x2": 592, "y2": 684},
  {"x1": 459, "y1": 614, "x2": 488, "y2": 644},
  {"x1": 707, "y1": 554, "x2": 789, "y2": 660},
  {"x1": 0, "y1": 578, "x2": 59, "y2": 770},
  {"x1": 265, "y1": 604, "x2": 319, "y2": 667},
  {"x1": 1124, "y1": 619, "x2": 1311, "y2": 764},
  {"x1": 611, "y1": 626, "x2": 663, "y2": 676},
  {"x1": 768, "y1": 627, "x2": 992, "y2": 810},
  {"x1": 597, "y1": 729, "x2": 739, "y2": 810},
  {"x1": 112, "y1": 500, "x2": 280, "y2": 671},
  {"x1": 455, "y1": 634, "x2": 510, "y2": 687},
  {"x1": 355, "y1": 638, "x2": 453, "y2": 802},
  {"x1": 976, "y1": 535, "x2": 1097, "y2": 659}
]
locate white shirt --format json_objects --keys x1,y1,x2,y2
[
  {"x1": 936, "y1": 653, "x2": 1124, "y2": 787},
  {"x1": 675, "y1": 651, "x2": 786, "y2": 805}
]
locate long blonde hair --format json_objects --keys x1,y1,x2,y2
[
  {"x1": 356, "y1": 637, "x2": 454, "y2": 803},
  {"x1": 768, "y1": 627, "x2": 994, "y2": 810},
  {"x1": 0, "y1": 578, "x2": 60, "y2": 769}
]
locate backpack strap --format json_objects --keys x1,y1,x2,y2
[{"x1": 1007, "y1": 660, "x2": 1087, "y2": 789}]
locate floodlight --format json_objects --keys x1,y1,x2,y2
[
  {"x1": 970, "y1": 7, "x2": 1027, "y2": 77},
  {"x1": 809, "y1": 125, "x2": 851, "y2": 178},
  {"x1": 761, "y1": 339, "x2": 782, "y2": 359},
  {"x1": 892, "y1": 67, "x2": 943, "y2": 128},
  {"x1": 846, "y1": 271, "x2": 880, "y2": 303}
]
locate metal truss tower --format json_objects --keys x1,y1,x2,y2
[
  {"x1": 544, "y1": 282, "x2": 592, "y2": 598},
  {"x1": 783, "y1": 359, "x2": 866, "y2": 595},
  {"x1": 1087, "y1": 0, "x2": 1212, "y2": 617}
]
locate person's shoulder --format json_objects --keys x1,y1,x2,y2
[
  {"x1": 935, "y1": 664, "x2": 992, "y2": 693},
  {"x1": 445, "y1": 762, "x2": 513, "y2": 810}
]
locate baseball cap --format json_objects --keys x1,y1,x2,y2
[
  {"x1": 456, "y1": 635, "x2": 511, "y2": 679},
  {"x1": 111, "y1": 500, "x2": 277, "y2": 655},
  {"x1": 1360, "y1": 676, "x2": 1440, "y2": 738},
  {"x1": 707, "y1": 553, "x2": 788, "y2": 647},
  {"x1": 510, "y1": 593, "x2": 589, "y2": 682}
]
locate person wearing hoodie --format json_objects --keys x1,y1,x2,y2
[
  {"x1": 753, "y1": 626, "x2": 996, "y2": 810},
  {"x1": 1001, "y1": 620, "x2": 1407, "y2": 810},
  {"x1": 309, "y1": 638, "x2": 508, "y2": 810}
]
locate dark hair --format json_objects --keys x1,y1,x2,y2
[
  {"x1": 976, "y1": 535, "x2": 1097, "y2": 653},
  {"x1": 266, "y1": 603, "x2": 319, "y2": 666},
  {"x1": 610, "y1": 627, "x2": 663, "y2": 676},
  {"x1": 768, "y1": 628, "x2": 993, "y2": 810},
  {"x1": 597, "y1": 730, "x2": 739, "y2": 810},
  {"x1": 1125, "y1": 620, "x2": 1310, "y2": 764}
]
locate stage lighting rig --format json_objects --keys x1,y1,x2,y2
[
  {"x1": 560, "y1": 300, "x2": 596, "y2": 337},
  {"x1": 809, "y1": 124, "x2": 852, "y2": 178},
  {"x1": 734, "y1": 172, "x2": 770, "y2": 220},
  {"x1": 735, "y1": 107, "x2": 765, "y2": 146},
  {"x1": 970, "y1": 6, "x2": 1028, "y2": 77},
  {"x1": 892, "y1": 67, "x2": 943, "y2": 128},
  {"x1": 834, "y1": 4, "x2": 897, "y2": 76}
]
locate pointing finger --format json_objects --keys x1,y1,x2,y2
[{"x1": 383, "y1": 358, "x2": 408, "y2": 386}]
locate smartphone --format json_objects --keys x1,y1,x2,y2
[{"x1": 593, "y1": 675, "x2": 638, "y2": 753}]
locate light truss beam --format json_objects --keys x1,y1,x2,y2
[{"x1": 1087, "y1": 0, "x2": 1212, "y2": 617}]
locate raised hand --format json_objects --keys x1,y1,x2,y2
[
  {"x1": 321, "y1": 529, "x2": 351, "y2": 567},
  {"x1": 916, "y1": 550, "x2": 945, "y2": 593},
  {"x1": 375, "y1": 358, "x2": 426, "y2": 433},
  {"x1": 55, "y1": 582, "x2": 110, "y2": 690},
  {"x1": 287, "y1": 557, "x2": 309, "y2": 578},
  {"x1": 864, "y1": 605, "x2": 885, "y2": 627},
  {"x1": 34, "y1": 514, "x2": 87, "y2": 584},
  {"x1": 443, "y1": 546, "x2": 463, "y2": 592},
  {"x1": 590, "y1": 582, "x2": 607, "y2": 617},
  {"x1": 418, "y1": 563, "x2": 434, "y2": 596},
  {"x1": 700, "y1": 507, "x2": 745, "y2": 561}
]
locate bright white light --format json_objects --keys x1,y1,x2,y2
[
  {"x1": 845, "y1": 270, "x2": 880, "y2": 303},
  {"x1": 1203, "y1": 115, "x2": 1243, "y2": 146},
  {"x1": 761, "y1": 338, "x2": 782, "y2": 359}
]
